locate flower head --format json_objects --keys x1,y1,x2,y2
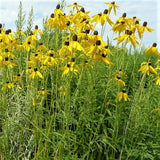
[{"x1": 116, "y1": 89, "x2": 130, "y2": 101}]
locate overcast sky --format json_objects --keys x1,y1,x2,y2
[{"x1": 0, "y1": 0, "x2": 159, "y2": 49}]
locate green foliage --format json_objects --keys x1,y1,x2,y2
[{"x1": 15, "y1": 1, "x2": 26, "y2": 31}]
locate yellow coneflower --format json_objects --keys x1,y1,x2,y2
[
  {"x1": 139, "y1": 60, "x2": 157, "y2": 75},
  {"x1": 143, "y1": 43, "x2": 160, "y2": 56},
  {"x1": 44, "y1": 52, "x2": 57, "y2": 66},
  {"x1": 114, "y1": 30, "x2": 140, "y2": 49},
  {"x1": 114, "y1": 75, "x2": 125, "y2": 86},
  {"x1": 32, "y1": 25, "x2": 43, "y2": 36},
  {"x1": 60, "y1": 59, "x2": 78, "y2": 76},
  {"x1": 59, "y1": 41, "x2": 72, "y2": 57},
  {"x1": 153, "y1": 76, "x2": 160, "y2": 86},
  {"x1": 36, "y1": 43, "x2": 47, "y2": 52},
  {"x1": 24, "y1": 40, "x2": 35, "y2": 52},
  {"x1": 15, "y1": 30, "x2": 25, "y2": 36},
  {"x1": 37, "y1": 88, "x2": 48, "y2": 98},
  {"x1": 140, "y1": 21, "x2": 154, "y2": 33},
  {"x1": 46, "y1": 13, "x2": 57, "y2": 29},
  {"x1": 2, "y1": 81, "x2": 14, "y2": 90},
  {"x1": 104, "y1": 1, "x2": 119, "y2": 15},
  {"x1": 54, "y1": 4, "x2": 64, "y2": 18},
  {"x1": 67, "y1": 2, "x2": 83, "y2": 12},
  {"x1": 70, "y1": 34, "x2": 85, "y2": 53},
  {"x1": 13, "y1": 74, "x2": 23, "y2": 83},
  {"x1": 29, "y1": 67, "x2": 44, "y2": 80},
  {"x1": 59, "y1": 85, "x2": 66, "y2": 96},
  {"x1": 116, "y1": 89, "x2": 130, "y2": 101}
]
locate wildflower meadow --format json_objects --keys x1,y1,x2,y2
[{"x1": 0, "y1": 1, "x2": 160, "y2": 159}]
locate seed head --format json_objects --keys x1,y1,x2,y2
[
  {"x1": 35, "y1": 25, "x2": 38, "y2": 29},
  {"x1": 80, "y1": 7, "x2": 85, "y2": 13},
  {"x1": 34, "y1": 68, "x2": 38, "y2": 72},
  {"x1": 96, "y1": 40, "x2": 101, "y2": 46},
  {"x1": 72, "y1": 34, "x2": 78, "y2": 41},
  {"x1": 5, "y1": 57, "x2": 9, "y2": 61},
  {"x1": 111, "y1": 1, "x2": 115, "y2": 5},
  {"x1": 5, "y1": 48, "x2": 9, "y2": 52},
  {"x1": 117, "y1": 75, "x2": 121, "y2": 79},
  {"x1": 93, "y1": 30, "x2": 98, "y2": 35},
  {"x1": 105, "y1": 45, "x2": 108, "y2": 49},
  {"x1": 67, "y1": 63, "x2": 70, "y2": 68},
  {"x1": 66, "y1": 21, "x2": 70, "y2": 26},
  {"x1": 49, "y1": 53, "x2": 54, "y2": 57},
  {"x1": 65, "y1": 41, "x2": 69, "y2": 46},
  {"x1": 85, "y1": 29, "x2": 90, "y2": 34},
  {"x1": 103, "y1": 9, "x2": 108, "y2": 14},
  {"x1": 71, "y1": 58, "x2": 75, "y2": 62},
  {"x1": 102, "y1": 53, "x2": 106, "y2": 57},
  {"x1": 135, "y1": 20, "x2": 139, "y2": 25},
  {"x1": 122, "y1": 13, "x2": 127, "y2": 18},
  {"x1": 50, "y1": 13, "x2": 54, "y2": 18},
  {"x1": 56, "y1": 4, "x2": 60, "y2": 9},
  {"x1": 152, "y1": 43, "x2": 157, "y2": 47},
  {"x1": 143, "y1": 21, "x2": 147, "y2": 27},
  {"x1": 148, "y1": 60, "x2": 152, "y2": 66}
]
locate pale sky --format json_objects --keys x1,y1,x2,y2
[{"x1": 0, "y1": 0, "x2": 159, "y2": 49}]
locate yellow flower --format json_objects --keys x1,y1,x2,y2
[
  {"x1": 105, "y1": 1, "x2": 119, "y2": 15},
  {"x1": 143, "y1": 43, "x2": 160, "y2": 56},
  {"x1": 54, "y1": 4, "x2": 64, "y2": 18},
  {"x1": 140, "y1": 21, "x2": 154, "y2": 33},
  {"x1": 93, "y1": 54, "x2": 113, "y2": 65},
  {"x1": 80, "y1": 60, "x2": 93, "y2": 69},
  {"x1": 29, "y1": 68, "x2": 44, "y2": 80},
  {"x1": 114, "y1": 75, "x2": 125, "y2": 86},
  {"x1": 46, "y1": 13, "x2": 57, "y2": 29},
  {"x1": 139, "y1": 61, "x2": 157, "y2": 75},
  {"x1": 24, "y1": 40, "x2": 35, "y2": 52},
  {"x1": 130, "y1": 20, "x2": 143, "y2": 39},
  {"x1": 88, "y1": 30, "x2": 106, "y2": 46},
  {"x1": 13, "y1": 74, "x2": 23, "y2": 83},
  {"x1": 15, "y1": 30, "x2": 25, "y2": 36},
  {"x1": 37, "y1": 88, "x2": 48, "y2": 98},
  {"x1": 114, "y1": 30, "x2": 140, "y2": 49},
  {"x1": 70, "y1": 34, "x2": 85, "y2": 53},
  {"x1": 67, "y1": 2, "x2": 83, "y2": 11},
  {"x1": 36, "y1": 43, "x2": 47, "y2": 52},
  {"x1": 59, "y1": 41, "x2": 72, "y2": 57},
  {"x1": 32, "y1": 25, "x2": 43, "y2": 36},
  {"x1": 1, "y1": 48, "x2": 15, "y2": 58},
  {"x1": 59, "y1": 85, "x2": 66, "y2": 96},
  {"x1": 60, "y1": 59, "x2": 78, "y2": 76},
  {"x1": 2, "y1": 81, "x2": 14, "y2": 90},
  {"x1": 116, "y1": 89, "x2": 130, "y2": 101},
  {"x1": 101, "y1": 9, "x2": 114, "y2": 26},
  {"x1": 2, "y1": 57, "x2": 16, "y2": 68},
  {"x1": 153, "y1": 77, "x2": 160, "y2": 86},
  {"x1": 15, "y1": 43, "x2": 24, "y2": 51},
  {"x1": 26, "y1": 66, "x2": 33, "y2": 74},
  {"x1": 111, "y1": 20, "x2": 127, "y2": 34},
  {"x1": 44, "y1": 52, "x2": 57, "y2": 66}
]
